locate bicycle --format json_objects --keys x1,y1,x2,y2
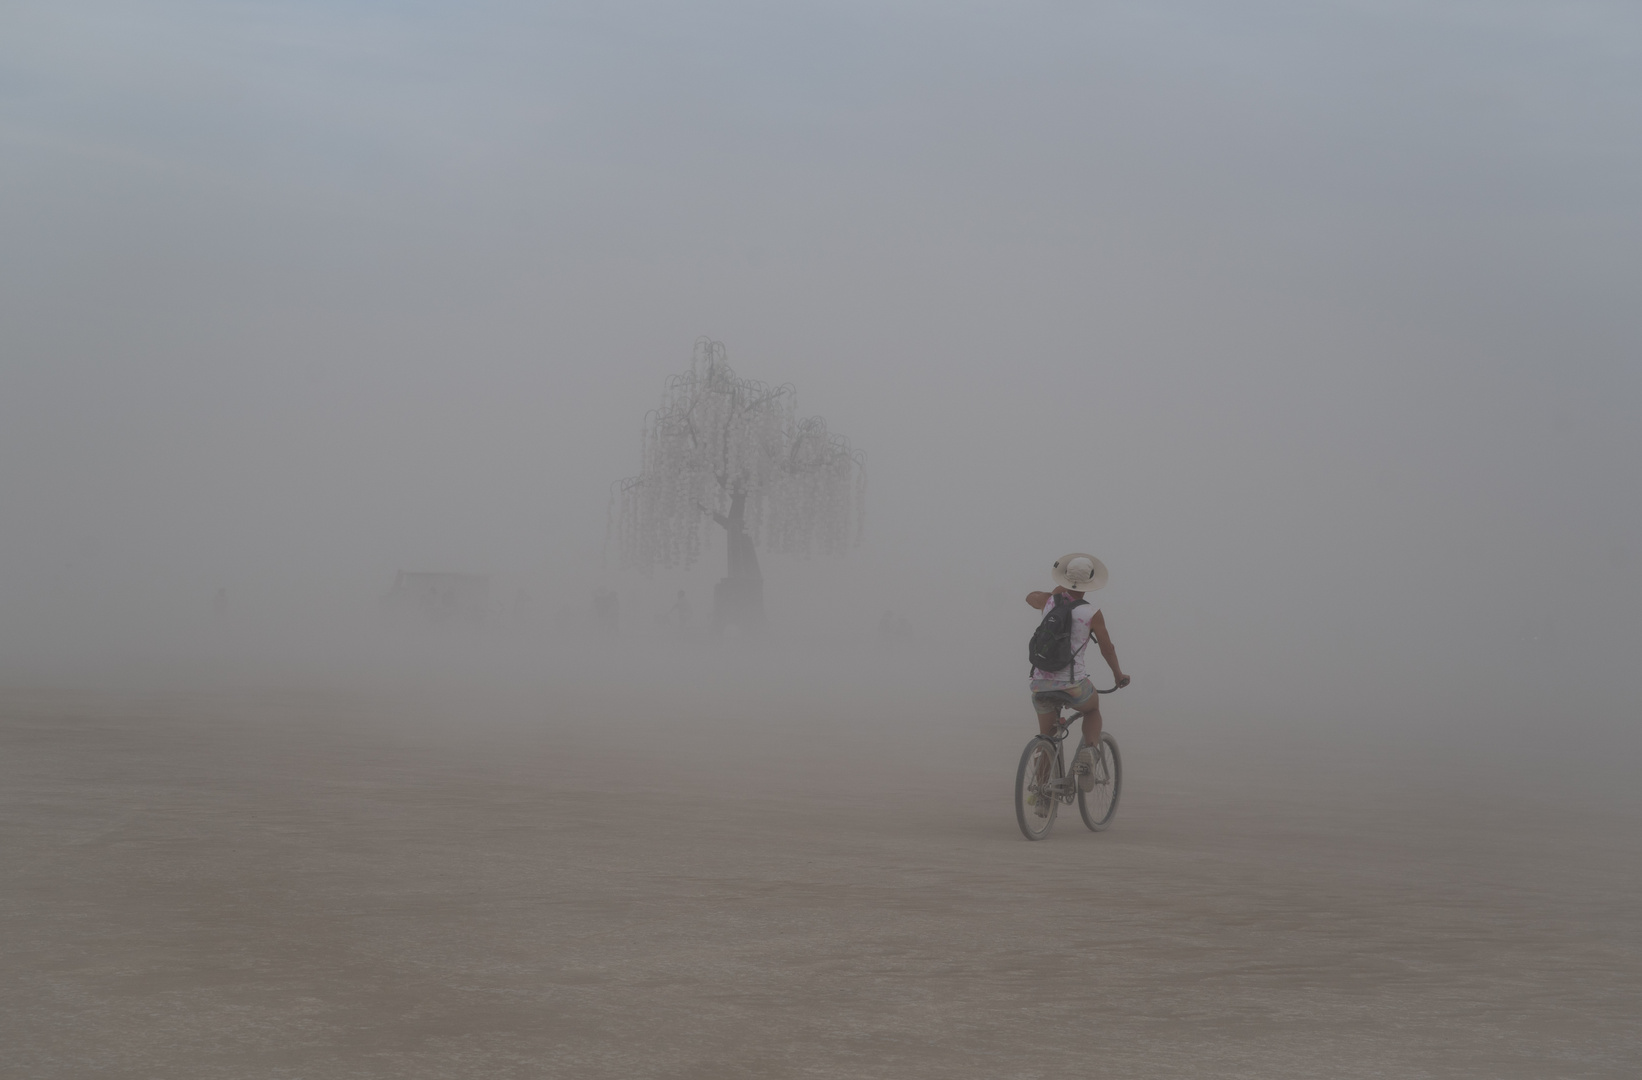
[{"x1": 1014, "y1": 684, "x2": 1123, "y2": 841}]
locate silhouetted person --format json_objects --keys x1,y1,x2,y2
[
  {"x1": 1025, "y1": 554, "x2": 1130, "y2": 747},
  {"x1": 666, "y1": 589, "x2": 692, "y2": 630}
]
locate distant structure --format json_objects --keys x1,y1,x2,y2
[
  {"x1": 383, "y1": 572, "x2": 491, "y2": 626},
  {"x1": 611, "y1": 338, "x2": 865, "y2": 632}
]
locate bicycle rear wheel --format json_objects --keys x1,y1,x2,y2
[
  {"x1": 1015, "y1": 737, "x2": 1061, "y2": 841},
  {"x1": 1077, "y1": 733, "x2": 1122, "y2": 832}
]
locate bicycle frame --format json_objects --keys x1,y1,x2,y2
[
  {"x1": 1032, "y1": 685, "x2": 1119, "y2": 802},
  {"x1": 1030, "y1": 717, "x2": 1079, "y2": 804},
  {"x1": 1016, "y1": 681, "x2": 1124, "y2": 839}
]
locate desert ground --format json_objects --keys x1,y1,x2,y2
[{"x1": 4, "y1": 648, "x2": 1639, "y2": 1079}]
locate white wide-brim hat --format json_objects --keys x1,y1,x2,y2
[{"x1": 1051, "y1": 553, "x2": 1108, "y2": 593}]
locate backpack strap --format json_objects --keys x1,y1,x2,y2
[
  {"x1": 1065, "y1": 596, "x2": 1086, "y2": 674},
  {"x1": 1029, "y1": 594, "x2": 1061, "y2": 678},
  {"x1": 1031, "y1": 594, "x2": 1070, "y2": 676},
  {"x1": 1070, "y1": 599, "x2": 1091, "y2": 680}
]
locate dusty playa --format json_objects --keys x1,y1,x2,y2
[
  {"x1": 9, "y1": 1, "x2": 1642, "y2": 1076},
  {"x1": 4, "y1": 669, "x2": 1638, "y2": 1079}
]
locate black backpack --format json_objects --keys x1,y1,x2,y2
[{"x1": 1028, "y1": 593, "x2": 1088, "y2": 675}]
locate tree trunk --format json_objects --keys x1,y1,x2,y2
[{"x1": 711, "y1": 491, "x2": 765, "y2": 633}]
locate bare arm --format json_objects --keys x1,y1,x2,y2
[
  {"x1": 1026, "y1": 590, "x2": 1050, "y2": 610},
  {"x1": 1089, "y1": 610, "x2": 1131, "y2": 688},
  {"x1": 1025, "y1": 586, "x2": 1069, "y2": 611}
]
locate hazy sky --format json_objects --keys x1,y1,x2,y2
[{"x1": 2, "y1": 2, "x2": 1639, "y2": 738}]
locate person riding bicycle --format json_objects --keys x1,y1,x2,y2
[{"x1": 1026, "y1": 553, "x2": 1131, "y2": 750}]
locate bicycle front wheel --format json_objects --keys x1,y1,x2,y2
[
  {"x1": 1015, "y1": 737, "x2": 1061, "y2": 841},
  {"x1": 1077, "y1": 732, "x2": 1122, "y2": 832}
]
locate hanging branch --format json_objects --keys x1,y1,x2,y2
[{"x1": 610, "y1": 337, "x2": 866, "y2": 573}]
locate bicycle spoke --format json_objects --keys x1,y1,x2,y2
[
  {"x1": 1077, "y1": 736, "x2": 1122, "y2": 832},
  {"x1": 1016, "y1": 739, "x2": 1061, "y2": 840}
]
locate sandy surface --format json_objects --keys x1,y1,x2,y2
[{"x1": 3, "y1": 681, "x2": 1639, "y2": 1079}]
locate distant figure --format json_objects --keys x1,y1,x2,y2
[
  {"x1": 666, "y1": 589, "x2": 692, "y2": 630},
  {"x1": 383, "y1": 572, "x2": 491, "y2": 626},
  {"x1": 593, "y1": 586, "x2": 619, "y2": 633},
  {"x1": 213, "y1": 587, "x2": 228, "y2": 622}
]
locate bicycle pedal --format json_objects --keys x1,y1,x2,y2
[{"x1": 1073, "y1": 754, "x2": 1096, "y2": 792}]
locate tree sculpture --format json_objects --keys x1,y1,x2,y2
[{"x1": 612, "y1": 338, "x2": 865, "y2": 631}]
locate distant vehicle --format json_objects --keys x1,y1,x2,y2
[{"x1": 383, "y1": 571, "x2": 491, "y2": 626}]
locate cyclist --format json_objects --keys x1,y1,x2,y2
[{"x1": 1026, "y1": 553, "x2": 1131, "y2": 754}]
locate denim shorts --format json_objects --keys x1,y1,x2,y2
[{"x1": 1030, "y1": 677, "x2": 1098, "y2": 715}]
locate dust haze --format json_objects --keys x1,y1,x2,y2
[{"x1": 2, "y1": 3, "x2": 1639, "y2": 1077}]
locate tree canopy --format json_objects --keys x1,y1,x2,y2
[{"x1": 612, "y1": 338, "x2": 865, "y2": 574}]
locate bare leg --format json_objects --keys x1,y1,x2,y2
[
  {"x1": 1077, "y1": 697, "x2": 1103, "y2": 747},
  {"x1": 1036, "y1": 710, "x2": 1060, "y2": 738},
  {"x1": 1031, "y1": 710, "x2": 1060, "y2": 786}
]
